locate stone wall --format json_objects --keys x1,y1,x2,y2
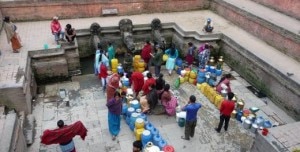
[
  {"x1": 0, "y1": 0, "x2": 209, "y2": 21},
  {"x1": 221, "y1": 36, "x2": 300, "y2": 120},
  {"x1": 0, "y1": 112, "x2": 27, "y2": 152},
  {"x1": 211, "y1": 0, "x2": 300, "y2": 62},
  {"x1": 0, "y1": 88, "x2": 29, "y2": 114},
  {"x1": 250, "y1": 0, "x2": 300, "y2": 20}
]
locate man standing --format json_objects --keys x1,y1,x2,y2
[
  {"x1": 181, "y1": 95, "x2": 202, "y2": 140},
  {"x1": 215, "y1": 92, "x2": 235, "y2": 133},
  {"x1": 50, "y1": 16, "x2": 65, "y2": 44}
]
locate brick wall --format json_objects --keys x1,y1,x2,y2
[
  {"x1": 0, "y1": 0, "x2": 209, "y2": 21},
  {"x1": 211, "y1": 0, "x2": 300, "y2": 62},
  {"x1": 251, "y1": 0, "x2": 300, "y2": 20}
]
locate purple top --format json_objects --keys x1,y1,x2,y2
[{"x1": 106, "y1": 98, "x2": 122, "y2": 115}]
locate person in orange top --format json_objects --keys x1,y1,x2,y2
[
  {"x1": 215, "y1": 92, "x2": 235, "y2": 133},
  {"x1": 142, "y1": 72, "x2": 156, "y2": 95}
]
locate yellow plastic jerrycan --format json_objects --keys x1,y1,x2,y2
[
  {"x1": 189, "y1": 78, "x2": 195, "y2": 84},
  {"x1": 200, "y1": 83, "x2": 208, "y2": 94},
  {"x1": 214, "y1": 95, "x2": 224, "y2": 109},
  {"x1": 179, "y1": 76, "x2": 185, "y2": 84},
  {"x1": 209, "y1": 89, "x2": 217, "y2": 103},
  {"x1": 134, "y1": 55, "x2": 141, "y2": 61},
  {"x1": 111, "y1": 58, "x2": 118, "y2": 69},
  {"x1": 138, "y1": 61, "x2": 145, "y2": 68},
  {"x1": 196, "y1": 83, "x2": 201, "y2": 90},
  {"x1": 189, "y1": 71, "x2": 197, "y2": 79}
]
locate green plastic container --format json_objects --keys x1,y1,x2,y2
[{"x1": 178, "y1": 118, "x2": 185, "y2": 127}]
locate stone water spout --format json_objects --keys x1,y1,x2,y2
[
  {"x1": 119, "y1": 19, "x2": 135, "y2": 52},
  {"x1": 90, "y1": 22, "x2": 102, "y2": 52},
  {"x1": 151, "y1": 18, "x2": 166, "y2": 49}
]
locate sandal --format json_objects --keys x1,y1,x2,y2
[{"x1": 181, "y1": 136, "x2": 190, "y2": 140}]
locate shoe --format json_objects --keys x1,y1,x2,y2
[
  {"x1": 112, "y1": 135, "x2": 116, "y2": 141},
  {"x1": 214, "y1": 128, "x2": 220, "y2": 133},
  {"x1": 181, "y1": 136, "x2": 190, "y2": 140}
]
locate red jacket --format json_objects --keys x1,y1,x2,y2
[
  {"x1": 98, "y1": 64, "x2": 108, "y2": 79},
  {"x1": 50, "y1": 20, "x2": 62, "y2": 34},
  {"x1": 131, "y1": 72, "x2": 144, "y2": 92},
  {"x1": 141, "y1": 44, "x2": 152, "y2": 63},
  {"x1": 220, "y1": 100, "x2": 235, "y2": 116},
  {"x1": 142, "y1": 78, "x2": 156, "y2": 95}
]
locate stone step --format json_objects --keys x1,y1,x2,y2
[{"x1": 211, "y1": 0, "x2": 300, "y2": 61}]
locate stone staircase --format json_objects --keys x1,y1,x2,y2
[{"x1": 209, "y1": 0, "x2": 300, "y2": 151}]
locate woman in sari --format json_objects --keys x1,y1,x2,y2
[
  {"x1": 3, "y1": 16, "x2": 22, "y2": 53},
  {"x1": 165, "y1": 44, "x2": 178, "y2": 75},
  {"x1": 106, "y1": 72, "x2": 123, "y2": 102},
  {"x1": 106, "y1": 92, "x2": 122, "y2": 140},
  {"x1": 161, "y1": 84, "x2": 178, "y2": 116}
]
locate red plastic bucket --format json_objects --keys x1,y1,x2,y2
[
  {"x1": 163, "y1": 145, "x2": 175, "y2": 152},
  {"x1": 262, "y1": 128, "x2": 269, "y2": 136}
]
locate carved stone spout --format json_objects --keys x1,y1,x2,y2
[
  {"x1": 90, "y1": 22, "x2": 102, "y2": 52},
  {"x1": 151, "y1": 18, "x2": 165, "y2": 49},
  {"x1": 119, "y1": 19, "x2": 135, "y2": 52}
]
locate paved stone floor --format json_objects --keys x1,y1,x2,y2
[
  {"x1": 0, "y1": 9, "x2": 298, "y2": 152},
  {"x1": 27, "y1": 64, "x2": 294, "y2": 152}
]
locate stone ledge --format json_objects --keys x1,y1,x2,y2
[{"x1": 29, "y1": 49, "x2": 65, "y2": 59}]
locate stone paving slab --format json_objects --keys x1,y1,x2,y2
[{"x1": 27, "y1": 69, "x2": 297, "y2": 152}]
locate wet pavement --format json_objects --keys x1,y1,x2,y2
[{"x1": 27, "y1": 63, "x2": 294, "y2": 152}]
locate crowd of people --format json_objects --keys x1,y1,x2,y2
[{"x1": 4, "y1": 15, "x2": 232, "y2": 151}]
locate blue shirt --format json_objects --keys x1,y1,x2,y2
[{"x1": 182, "y1": 103, "x2": 201, "y2": 121}]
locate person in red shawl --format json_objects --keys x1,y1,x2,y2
[
  {"x1": 142, "y1": 72, "x2": 156, "y2": 95},
  {"x1": 106, "y1": 72, "x2": 123, "y2": 102},
  {"x1": 141, "y1": 40, "x2": 152, "y2": 70},
  {"x1": 41, "y1": 120, "x2": 87, "y2": 152},
  {"x1": 126, "y1": 71, "x2": 144, "y2": 97}
]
